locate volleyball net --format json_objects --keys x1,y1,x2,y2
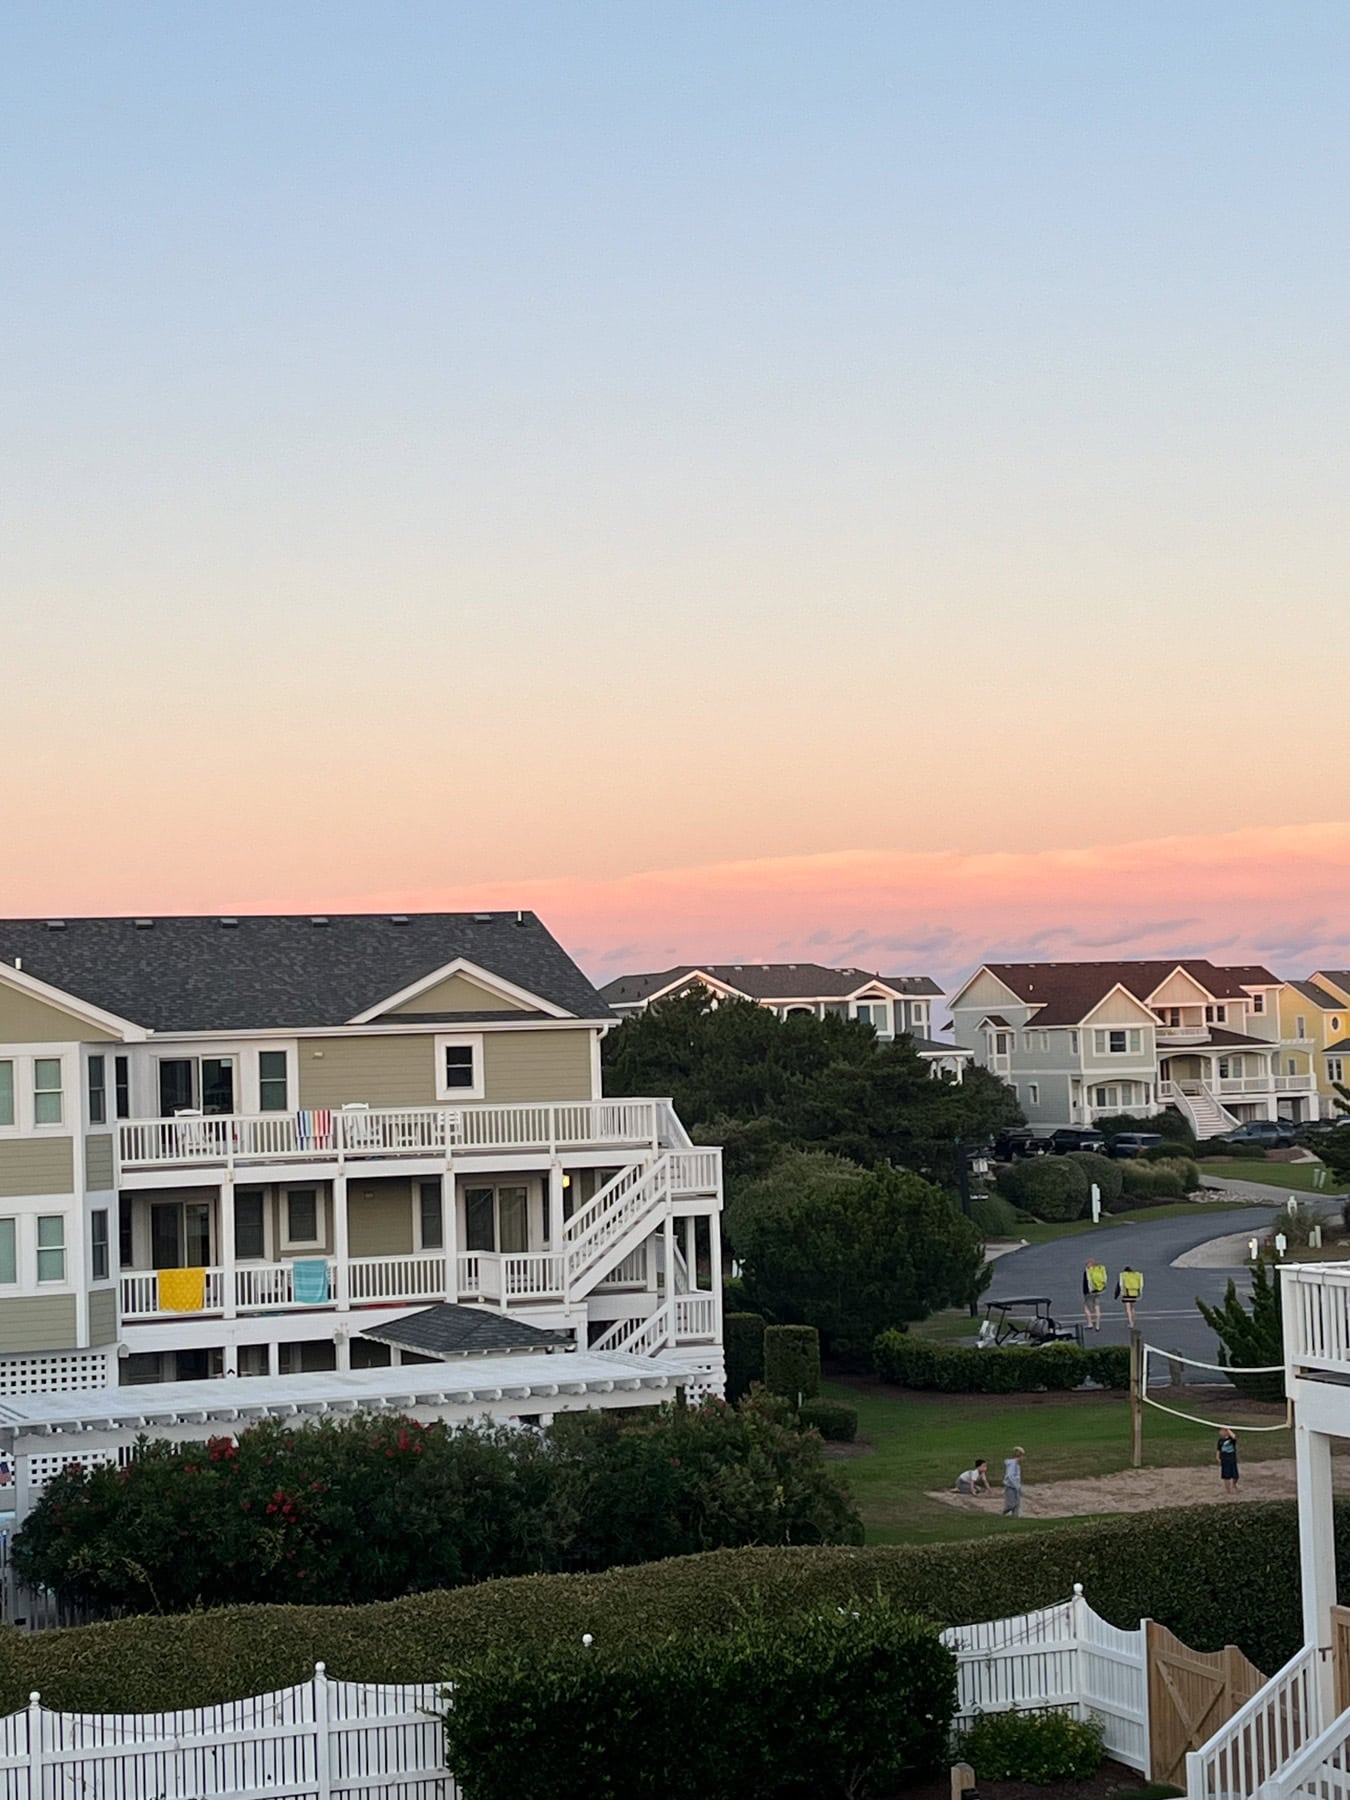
[{"x1": 1138, "y1": 1342, "x2": 1290, "y2": 1431}]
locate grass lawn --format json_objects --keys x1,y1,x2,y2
[
  {"x1": 1200, "y1": 1159, "x2": 1343, "y2": 1195},
  {"x1": 819, "y1": 1376, "x2": 1291, "y2": 1546},
  {"x1": 990, "y1": 1199, "x2": 1267, "y2": 1248}
]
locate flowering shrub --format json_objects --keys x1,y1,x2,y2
[{"x1": 13, "y1": 1394, "x2": 861, "y2": 1616}]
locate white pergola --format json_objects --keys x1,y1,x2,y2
[{"x1": 0, "y1": 1348, "x2": 698, "y2": 1525}]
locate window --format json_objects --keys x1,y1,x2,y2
[
  {"x1": 91, "y1": 1209, "x2": 109, "y2": 1282},
  {"x1": 36, "y1": 1215, "x2": 65, "y2": 1283},
  {"x1": 1218, "y1": 1059, "x2": 1230, "y2": 1079},
  {"x1": 1108, "y1": 1031, "x2": 1126, "y2": 1055},
  {"x1": 1331, "y1": 1058, "x2": 1345, "y2": 1085},
  {"x1": 1334, "y1": 1019, "x2": 1343, "y2": 1035},
  {"x1": 463, "y1": 1183, "x2": 529, "y2": 1253},
  {"x1": 235, "y1": 1189, "x2": 266, "y2": 1260},
  {"x1": 1217, "y1": 1006, "x2": 1226, "y2": 1023},
  {"x1": 1040, "y1": 1032, "x2": 1051, "y2": 1051},
  {"x1": 1070, "y1": 1031, "x2": 1079, "y2": 1055},
  {"x1": 1022, "y1": 1033, "x2": 1032, "y2": 1052},
  {"x1": 258, "y1": 1051, "x2": 288, "y2": 1112},
  {"x1": 855, "y1": 1001, "x2": 889, "y2": 1031},
  {"x1": 114, "y1": 1055, "x2": 130, "y2": 1120},
  {"x1": 1253, "y1": 993, "x2": 1265, "y2": 1014},
  {"x1": 1297, "y1": 1016, "x2": 1308, "y2": 1040},
  {"x1": 0, "y1": 1061, "x2": 13, "y2": 1128},
  {"x1": 436, "y1": 1036, "x2": 484, "y2": 1099},
  {"x1": 995, "y1": 1033, "x2": 1011, "y2": 1055},
  {"x1": 284, "y1": 1188, "x2": 321, "y2": 1249},
  {"x1": 158, "y1": 1057, "x2": 236, "y2": 1117},
  {"x1": 1028, "y1": 1083, "x2": 1040, "y2": 1106},
  {"x1": 87, "y1": 1055, "x2": 107, "y2": 1124},
  {"x1": 33, "y1": 1059, "x2": 62, "y2": 1125},
  {"x1": 0, "y1": 1218, "x2": 14, "y2": 1286},
  {"x1": 119, "y1": 1196, "x2": 133, "y2": 1270},
  {"x1": 418, "y1": 1180, "x2": 444, "y2": 1250},
  {"x1": 1288, "y1": 1058, "x2": 1298, "y2": 1076}
]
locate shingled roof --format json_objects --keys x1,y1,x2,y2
[
  {"x1": 359, "y1": 1304, "x2": 573, "y2": 1359},
  {"x1": 979, "y1": 959, "x2": 1265, "y2": 1026},
  {"x1": 602, "y1": 963, "x2": 941, "y2": 1004},
  {"x1": 0, "y1": 912, "x2": 611, "y2": 1033},
  {"x1": 1288, "y1": 980, "x2": 1349, "y2": 1012}
]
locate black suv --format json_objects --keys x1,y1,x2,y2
[
  {"x1": 1108, "y1": 1132, "x2": 1164, "y2": 1159},
  {"x1": 1047, "y1": 1128, "x2": 1107, "y2": 1155},
  {"x1": 1219, "y1": 1119, "x2": 1296, "y2": 1150},
  {"x1": 994, "y1": 1128, "x2": 1048, "y2": 1160}
]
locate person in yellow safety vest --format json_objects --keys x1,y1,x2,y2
[
  {"x1": 1082, "y1": 1259, "x2": 1108, "y2": 1332},
  {"x1": 1116, "y1": 1264, "x2": 1144, "y2": 1327}
]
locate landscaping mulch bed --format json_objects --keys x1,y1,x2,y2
[{"x1": 904, "y1": 1759, "x2": 1159, "y2": 1800}]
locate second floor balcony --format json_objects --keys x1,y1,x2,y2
[{"x1": 117, "y1": 1098, "x2": 685, "y2": 1174}]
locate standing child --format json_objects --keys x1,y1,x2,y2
[
  {"x1": 1217, "y1": 1426, "x2": 1240, "y2": 1494},
  {"x1": 1083, "y1": 1258, "x2": 1107, "y2": 1331},
  {"x1": 1002, "y1": 1446, "x2": 1026, "y2": 1517},
  {"x1": 1117, "y1": 1265, "x2": 1143, "y2": 1328}
]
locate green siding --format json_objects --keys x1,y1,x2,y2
[
  {"x1": 0, "y1": 985, "x2": 117, "y2": 1043},
  {"x1": 389, "y1": 972, "x2": 532, "y2": 1015},
  {"x1": 0, "y1": 1138, "x2": 74, "y2": 1197},
  {"x1": 88, "y1": 1287, "x2": 118, "y2": 1344},
  {"x1": 0, "y1": 1295, "x2": 77, "y2": 1352},
  {"x1": 85, "y1": 1133, "x2": 115, "y2": 1190},
  {"x1": 347, "y1": 1179, "x2": 415, "y2": 1256},
  {"x1": 299, "y1": 1038, "x2": 436, "y2": 1109},
  {"x1": 483, "y1": 1031, "x2": 593, "y2": 1102}
]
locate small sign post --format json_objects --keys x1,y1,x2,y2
[{"x1": 1090, "y1": 1183, "x2": 1101, "y2": 1224}]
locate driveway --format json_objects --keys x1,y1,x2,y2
[{"x1": 988, "y1": 1205, "x2": 1289, "y2": 1374}]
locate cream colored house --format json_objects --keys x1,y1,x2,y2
[
  {"x1": 948, "y1": 959, "x2": 1316, "y2": 1137},
  {"x1": 0, "y1": 913, "x2": 723, "y2": 1400}
]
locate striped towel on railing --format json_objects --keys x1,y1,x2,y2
[
  {"x1": 291, "y1": 1259, "x2": 330, "y2": 1304},
  {"x1": 295, "y1": 1110, "x2": 334, "y2": 1149}
]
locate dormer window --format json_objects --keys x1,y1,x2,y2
[{"x1": 1253, "y1": 993, "x2": 1265, "y2": 1014}]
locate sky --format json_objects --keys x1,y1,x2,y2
[{"x1": 2, "y1": 3, "x2": 1347, "y2": 991}]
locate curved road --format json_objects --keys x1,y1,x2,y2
[{"x1": 987, "y1": 1205, "x2": 1287, "y2": 1373}]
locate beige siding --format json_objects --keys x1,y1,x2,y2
[
  {"x1": 1082, "y1": 991, "x2": 1158, "y2": 1027},
  {"x1": 0, "y1": 1138, "x2": 74, "y2": 1197},
  {"x1": 347, "y1": 1179, "x2": 415, "y2": 1256},
  {"x1": 88, "y1": 1287, "x2": 117, "y2": 1345},
  {"x1": 0, "y1": 984, "x2": 118, "y2": 1043},
  {"x1": 483, "y1": 1030, "x2": 593, "y2": 1102},
  {"x1": 85, "y1": 1133, "x2": 115, "y2": 1190},
  {"x1": 299, "y1": 1038, "x2": 436, "y2": 1108},
  {"x1": 951, "y1": 969, "x2": 1023, "y2": 1012},
  {"x1": 390, "y1": 973, "x2": 533, "y2": 1015},
  {"x1": 1148, "y1": 970, "x2": 1210, "y2": 1008},
  {"x1": 0, "y1": 1296, "x2": 77, "y2": 1353}
]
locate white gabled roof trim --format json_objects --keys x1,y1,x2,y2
[
  {"x1": 0, "y1": 959, "x2": 147, "y2": 1041},
  {"x1": 347, "y1": 957, "x2": 573, "y2": 1024},
  {"x1": 946, "y1": 966, "x2": 1024, "y2": 1012}
]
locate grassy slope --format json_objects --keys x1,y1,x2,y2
[
  {"x1": 820, "y1": 1377, "x2": 1290, "y2": 1546},
  {"x1": 1199, "y1": 1159, "x2": 1343, "y2": 1194}
]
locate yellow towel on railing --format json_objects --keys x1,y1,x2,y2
[{"x1": 158, "y1": 1267, "x2": 206, "y2": 1312}]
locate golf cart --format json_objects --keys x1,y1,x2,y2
[{"x1": 977, "y1": 1295, "x2": 1083, "y2": 1350}]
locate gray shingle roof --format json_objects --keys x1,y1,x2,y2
[
  {"x1": 360, "y1": 1304, "x2": 573, "y2": 1358},
  {"x1": 0, "y1": 912, "x2": 611, "y2": 1033},
  {"x1": 1289, "y1": 980, "x2": 1349, "y2": 1012},
  {"x1": 602, "y1": 963, "x2": 941, "y2": 1004}
]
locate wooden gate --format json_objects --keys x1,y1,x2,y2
[{"x1": 1146, "y1": 1619, "x2": 1267, "y2": 1785}]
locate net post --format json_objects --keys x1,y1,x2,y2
[{"x1": 1130, "y1": 1329, "x2": 1143, "y2": 1468}]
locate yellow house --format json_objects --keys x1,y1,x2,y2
[{"x1": 1279, "y1": 979, "x2": 1350, "y2": 1118}]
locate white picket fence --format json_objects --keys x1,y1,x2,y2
[
  {"x1": 0, "y1": 1665, "x2": 455, "y2": 1800},
  {"x1": 940, "y1": 1585, "x2": 1149, "y2": 1773}
]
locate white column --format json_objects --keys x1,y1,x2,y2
[
  {"x1": 709, "y1": 1209, "x2": 725, "y2": 1384},
  {"x1": 333, "y1": 1172, "x2": 350, "y2": 1312},
  {"x1": 266, "y1": 1338, "x2": 279, "y2": 1376},
  {"x1": 548, "y1": 1163, "x2": 565, "y2": 1250},
  {"x1": 683, "y1": 1217, "x2": 697, "y2": 1293},
  {"x1": 220, "y1": 1175, "x2": 237, "y2": 1320},
  {"x1": 334, "y1": 1330, "x2": 351, "y2": 1372},
  {"x1": 222, "y1": 1334, "x2": 239, "y2": 1377},
  {"x1": 442, "y1": 1169, "x2": 457, "y2": 1300},
  {"x1": 662, "y1": 1213, "x2": 676, "y2": 1300},
  {"x1": 1296, "y1": 1421, "x2": 1338, "y2": 1722}
]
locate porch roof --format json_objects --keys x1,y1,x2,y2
[
  {"x1": 1160, "y1": 1027, "x2": 1276, "y2": 1050},
  {"x1": 0, "y1": 1350, "x2": 693, "y2": 1442},
  {"x1": 360, "y1": 1303, "x2": 572, "y2": 1358}
]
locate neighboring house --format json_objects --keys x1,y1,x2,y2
[
  {"x1": 601, "y1": 963, "x2": 970, "y2": 1078},
  {"x1": 1278, "y1": 978, "x2": 1350, "y2": 1116},
  {"x1": 0, "y1": 912, "x2": 723, "y2": 1403},
  {"x1": 948, "y1": 959, "x2": 1317, "y2": 1137}
]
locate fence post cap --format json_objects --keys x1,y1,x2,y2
[
  {"x1": 315, "y1": 1661, "x2": 326, "y2": 1676},
  {"x1": 582, "y1": 1633, "x2": 593, "y2": 1647},
  {"x1": 28, "y1": 1692, "x2": 39, "y2": 1704},
  {"x1": 1072, "y1": 1581, "x2": 1084, "y2": 1596}
]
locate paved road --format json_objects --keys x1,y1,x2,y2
[{"x1": 987, "y1": 1206, "x2": 1290, "y2": 1375}]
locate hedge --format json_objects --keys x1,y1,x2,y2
[
  {"x1": 1063, "y1": 1151, "x2": 1123, "y2": 1208},
  {"x1": 798, "y1": 1399, "x2": 858, "y2": 1442},
  {"x1": 0, "y1": 1502, "x2": 1330, "y2": 1714},
  {"x1": 996, "y1": 1158, "x2": 1088, "y2": 1222},
  {"x1": 764, "y1": 1325, "x2": 821, "y2": 1403},
  {"x1": 724, "y1": 1313, "x2": 767, "y2": 1403},
  {"x1": 873, "y1": 1331, "x2": 1130, "y2": 1394},
  {"x1": 442, "y1": 1596, "x2": 955, "y2": 1800},
  {"x1": 969, "y1": 1193, "x2": 1022, "y2": 1237}
]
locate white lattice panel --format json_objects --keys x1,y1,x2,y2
[
  {"x1": 24, "y1": 1449, "x2": 117, "y2": 1488},
  {"x1": 0, "y1": 1350, "x2": 113, "y2": 1396}
]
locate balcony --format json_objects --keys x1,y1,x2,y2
[
  {"x1": 117, "y1": 1100, "x2": 678, "y2": 1174},
  {"x1": 1284, "y1": 1264, "x2": 1350, "y2": 1384}
]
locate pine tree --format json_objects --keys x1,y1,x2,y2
[{"x1": 1196, "y1": 1258, "x2": 1285, "y2": 1403}]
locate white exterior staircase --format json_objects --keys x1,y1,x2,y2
[
  {"x1": 591, "y1": 1293, "x2": 719, "y2": 1356},
  {"x1": 561, "y1": 1147, "x2": 721, "y2": 1301},
  {"x1": 1167, "y1": 1081, "x2": 1240, "y2": 1141}
]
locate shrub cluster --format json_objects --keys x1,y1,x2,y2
[
  {"x1": 764, "y1": 1325, "x2": 822, "y2": 1403},
  {"x1": 969, "y1": 1192, "x2": 1022, "y2": 1237},
  {"x1": 798, "y1": 1399, "x2": 859, "y2": 1442},
  {"x1": 1063, "y1": 1151, "x2": 1123, "y2": 1208},
  {"x1": 958, "y1": 1708, "x2": 1105, "y2": 1782},
  {"x1": 873, "y1": 1332, "x2": 1130, "y2": 1393},
  {"x1": 1199, "y1": 1140, "x2": 1268, "y2": 1161},
  {"x1": 13, "y1": 1397, "x2": 862, "y2": 1618},
  {"x1": 996, "y1": 1158, "x2": 1087, "y2": 1221},
  {"x1": 1093, "y1": 1109, "x2": 1196, "y2": 1152},
  {"x1": 724, "y1": 1312, "x2": 766, "y2": 1402},
  {"x1": 442, "y1": 1596, "x2": 956, "y2": 1800},
  {"x1": 1, "y1": 1501, "x2": 1335, "y2": 1715},
  {"x1": 1118, "y1": 1157, "x2": 1198, "y2": 1203}
]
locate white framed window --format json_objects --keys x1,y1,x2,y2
[
  {"x1": 258, "y1": 1050, "x2": 289, "y2": 1112},
  {"x1": 1028, "y1": 1083, "x2": 1040, "y2": 1106},
  {"x1": 1288, "y1": 1058, "x2": 1297, "y2": 1076},
  {"x1": 1022, "y1": 1032, "x2": 1032, "y2": 1052},
  {"x1": 114, "y1": 1055, "x2": 131, "y2": 1120},
  {"x1": 1070, "y1": 1031, "x2": 1079, "y2": 1055},
  {"x1": 417, "y1": 1179, "x2": 444, "y2": 1251},
  {"x1": 0, "y1": 1218, "x2": 15, "y2": 1286},
  {"x1": 90, "y1": 1209, "x2": 109, "y2": 1282},
  {"x1": 995, "y1": 1033, "x2": 1011, "y2": 1055},
  {"x1": 1218, "y1": 1059, "x2": 1231, "y2": 1079},
  {"x1": 36, "y1": 1215, "x2": 66, "y2": 1283},
  {"x1": 282, "y1": 1187, "x2": 324, "y2": 1251},
  {"x1": 88, "y1": 1055, "x2": 107, "y2": 1125},
  {"x1": 1253, "y1": 993, "x2": 1265, "y2": 1014},
  {"x1": 33, "y1": 1059, "x2": 63, "y2": 1126},
  {"x1": 1330, "y1": 1058, "x2": 1344, "y2": 1085},
  {"x1": 235, "y1": 1187, "x2": 268, "y2": 1260},
  {"x1": 435, "y1": 1035, "x2": 484, "y2": 1100},
  {"x1": 1297, "y1": 1017, "x2": 1308, "y2": 1039},
  {"x1": 0, "y1": 1061, "x2": 13, "y2": 1130},
  {"x1": 1099, "y1": 1030, "x2": 1138, "y2": 1056},
  {"x1": 854, "y1": 1001, "x2": 890, "y2": 1032}
]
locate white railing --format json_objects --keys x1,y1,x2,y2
[
  {"x1": 673, "y1": 1293, "x2": 717, "y2": 1339},
  {"x1": 0, "y1": 1666, "x2": 455, "y2": 1798},
  {"x1": 1284, "y1": 1263, "x2": 1350, "y2": 1380},
  {"x1": 455, "y1": 1251, "x2": 564, "y2": 1303},
  {"x1": 1185, "y1": 1643, "x2": 1321, "y2": 1799},
  {"x1": 1276, "y1": 1074, "x2": 1316, "y2": 1092},
  {"x1": 348, "y1": 1252, "x2": 448, "y2": 1305},
  {"x1": 564, "y1": 1157, "x2": 670, "y2": 1292},
  {"x1": 1157, "y1": 1024, "x2": 1210, "y2": 1041},
  {"x1": 596, "y1": 1244, "x2": 650, "y2": 1287},
  {"x1": 939, "y1": 1587, "x2": 1147, "y2": 1773},
  {"x1": 669, "y1": 1147, "x2": 722, "y2": 1193},
  {"x1": 120, "y1": 1268, "x2": 229, "y2": 1319},
  {"x1": 1247, "y1": 1698, "x2": 1350, "y2": 1800},
  {"x1": 118, "y1": 1099, "x2": 678, "y2": 1169},
  {"x1": 592, "y1": 1293, "x2": 721, "y2": 1355},
  {"x1": 121, "y1": 1254, "x2": 452, "y2": 1319}
]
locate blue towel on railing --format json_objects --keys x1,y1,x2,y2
[{"x1": 291, "y1": 1259, "x2": 329, "y2": 1304}]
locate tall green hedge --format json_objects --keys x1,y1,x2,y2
[
  {"x1": 724, "y1": 1312, "x2": 767, "y2": 1402},
  {"x1": 996, "y1": 1158, "x2": 1088, "y2": 1221},
  {"x1": 764, "y1": 1325, "x2": 821, "y2": 1402},
  {"x1": 442, "y1": 1597, "x2": 956, "y2": 1800},
  {"x1": 873, "y1": 1331, "x2": 1130, "y2": 1394},
  {"x1": 2, "y1": 1502, "x2": 1330, "y2": 1714}
]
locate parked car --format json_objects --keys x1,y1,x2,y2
[
  {"x1": 994, "y1": 1128, "x2": 1047, "y2": 1160},
  {"x1": 1047, "y1": 1128, "x2": 1107, "y2": 1155},
  {"x1": 1217, "y1": 1119, "x2": 1295, "y2": 1150},
  {"x1": 1298, "y1": 1117, "x2": 1350, "y2": 1138},
  {"x1": 1108, "y1": 1132, "x2": 1164, "y2": 1159}
]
